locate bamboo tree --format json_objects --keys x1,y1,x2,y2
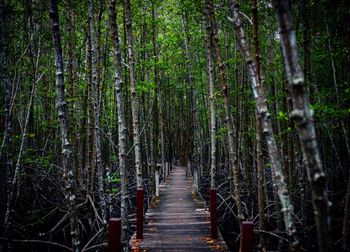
[
  {"x1": 49, "y1": 0, "x2": 81, "y2": 250},
  {"x1": 274, "y1": 1, "x2": 330, "y2": 251}
]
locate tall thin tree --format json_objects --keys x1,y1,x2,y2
[
  {"x1": 49, "y1": 0, "x2": 81, "y2": 250},
  {"x1": 206, "y1": 0, "x2": 244, "y2": 223},
  {"x1": 229, "y1": 0, "x2": 298, "y2": 247},
  {"x1": 2, "y1": 1, "x2": 14, "y2": 249},
  {"x1": 204, "y1": 13, "x2": 217, "y2": 191},
  {"x1": 251, "y1": 0, "x2": 266, "y2": 250},
  {"x1": 109, "y1": 0, "x2": 130, "y2": 249},
  {"x1": 274, "y1": 1, "x2": 330, "y2": 251},
  {"x1": 88, "y1": 0, "x2": 106, "y2": 222},
  {"x1": 124, "y1": 0, "x2": 143, "y2": 188}
]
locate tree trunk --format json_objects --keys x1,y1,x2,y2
[
  {"x1": 251, "y1": 0, "x2": 266, "y2": 250},
  {"x1": 124, "y1": 0, "x2": 143, "y2": 188},
  {"x1": 229, "y1": 0, "x2": 298, "y2": 246},
  {"x1": 181, "y1": 13, "x2": 198, "y2": 182},
  {"x1": 4, "y1": 41, "x2": 41, "y2": 251},
  {"x1": 274, "y1": 1, "x2": 330, "y2": 251},
  {"x1": 324, "y1": 22, "x2": 350, "y2": 249},
  {"x1": 1, "y1": 2, "x2": 14, "y2": 249},
  {"x1": 151, "y1": 1, "x2": 160, "y2": 196},
  {"x1": 88, "y1": 0, "x2": 106, "y2": 223},
  {"x1": 206, "y1": 0, "x2": 244, "y2": 223},
  {"x1": 109, "y1": 0, "x2": 129, "y2": 249},
  {"x1": 49, "y1": 1, "x2": 81, "y2": 250},
  {"x1": 204, "y1": 13, "x2": 217, "y2": 191},
  {"x1": 86, "y1": 27, "x2": 95, "y2": 197}
]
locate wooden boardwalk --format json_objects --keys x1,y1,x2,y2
[{"x1": 130, "y1": 166, "x2": 229, "y2": 251}]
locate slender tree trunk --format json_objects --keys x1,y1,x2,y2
[
  {"x1": 88, "y1": 0, "x2": 106, "y2": 223},
  {"x1": 206, "y1": 0, "x2": 244, "y2": 223},
  {"x1": 324, "y1": 22, "x2": 350, "y2": 248},
  {"x1": 151, "y1": 1, "x2": 160, "y2": 196},
  {"x1": 49, "y1": 1, "x2": 81, "y2": 250},
  {"x1": 251, "y1": 0, "x2": 266, "y2": 250},
  {"x1": 109, "y1": 0, "x2": 129, "y2": 249},
  {"x1": 159, "y1": 91, "x2": 166, "y2": 180},
  {"x1": 1, "y1": 2, "x2": 14, "y2": 249},
  {"x1": 181, "y1": 13, "x2": 199, "y2": 188},
  {"x1": 26, "y1": 0, "x2": 36, "y2": 148},
  {"x1": 181, "y1": 15, "x2": 195, "y2": 151},
  {"x1": 255, "y1": 108, "x2": 267, "y2": 251},
  {"x1": 4, "y1": 41, "x2": 41, "y2": 250},
  {"x1": 124, "y1": 0, "x2": 142, "y2": 188},
  {"x1": 66, "y1": 0, "x2": 83, "y2": 189},
  {"x1": 204, "y1": 15, "x2": 216, "y2": 190},
  {"x1": 274, "y1": 1, "x2": 330, "y2": 251},
  {"x1": 82, "y1": 48, "x2": 89, "y2": 191},
  {"x1": 230, "y1": 0, "x2": 298, "y2": 246},
  {"x1": 86, "y1": 27, "x2": 95, "y2": 197},
  {"x1": 343, "y1": 177, "x2": 350, "y2": 250}
]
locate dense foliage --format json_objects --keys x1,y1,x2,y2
[{"x1": 0, "y1": 0, "x2": 349, "y2": 251}]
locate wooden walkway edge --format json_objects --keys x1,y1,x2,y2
[{"x1": 129, "y1": 166, "x2": 229, "y2": 251}]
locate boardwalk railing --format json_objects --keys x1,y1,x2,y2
[
  {"x1": 136, "y1": 188, "x2": 144, "y2": 239},
  {"x1": 210, "y1": 188, "x2": 218, "y2": 239},
  {"x1": 240, "y1": 221, "x2": 254, "y2": 252},
  {"x1": 108, "y1": 218, "x2": 121, "y2": 252},
  {"x1": 108, "y1": 166, "x2": 233, "y2": 251}
]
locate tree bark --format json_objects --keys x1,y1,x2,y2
[
  {"x1": 274, "y1": 1, "x2": 330, "y2": 251},
  {"x1": 151, "y1": 1, "x2": 159, "y2": 196},
  {"x1": 49, "y1": 1, "x2": 81, "y2": 250},
  {"x1": 1, "y1": 1, "x2": 14, "y2": 249},
  {"x1": 109, "y1": 0, "x2": 129, "y2": 249},
  {"x1": 4, "y1": 41, "x2": 41, "y2": 251},
  {"x1": 204, "y1": 13, "x2": 217, "y2": 190},
  {"x1": 88, "y1": 0, "x2": 106, "y2": 223},
  {"x1": 229, "y1": 0, "x2": 298, "y2": 246},
  {"x1": 181, "y1": 13, "x2": 198, "y2": 178},
  {"x1": 124, "y1": 0, "x2": 143, "y2": 188},
  {"x1": 206, "y1": 0, "x2": 244, "y2": 223},
  {"x1": 251, "y1": 0, "x2": 266, "y2": 250}
]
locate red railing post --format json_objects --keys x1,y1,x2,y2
[
  {"x1": 136, "y1": 188, "x2": 144, "y2": 239},
  {"x1": 240, "y1": 221, "x2": 254, "y2": 252},
  {"x1": 108, "y1": 218, "x2": 121, "y2": 252},
  {"x1": 210, "y1": 188, "x2": 218, "y2": 239}
]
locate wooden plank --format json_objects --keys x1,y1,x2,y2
[{"x1": 130, "y1": 166, "x2": 229, "y2": 251}]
